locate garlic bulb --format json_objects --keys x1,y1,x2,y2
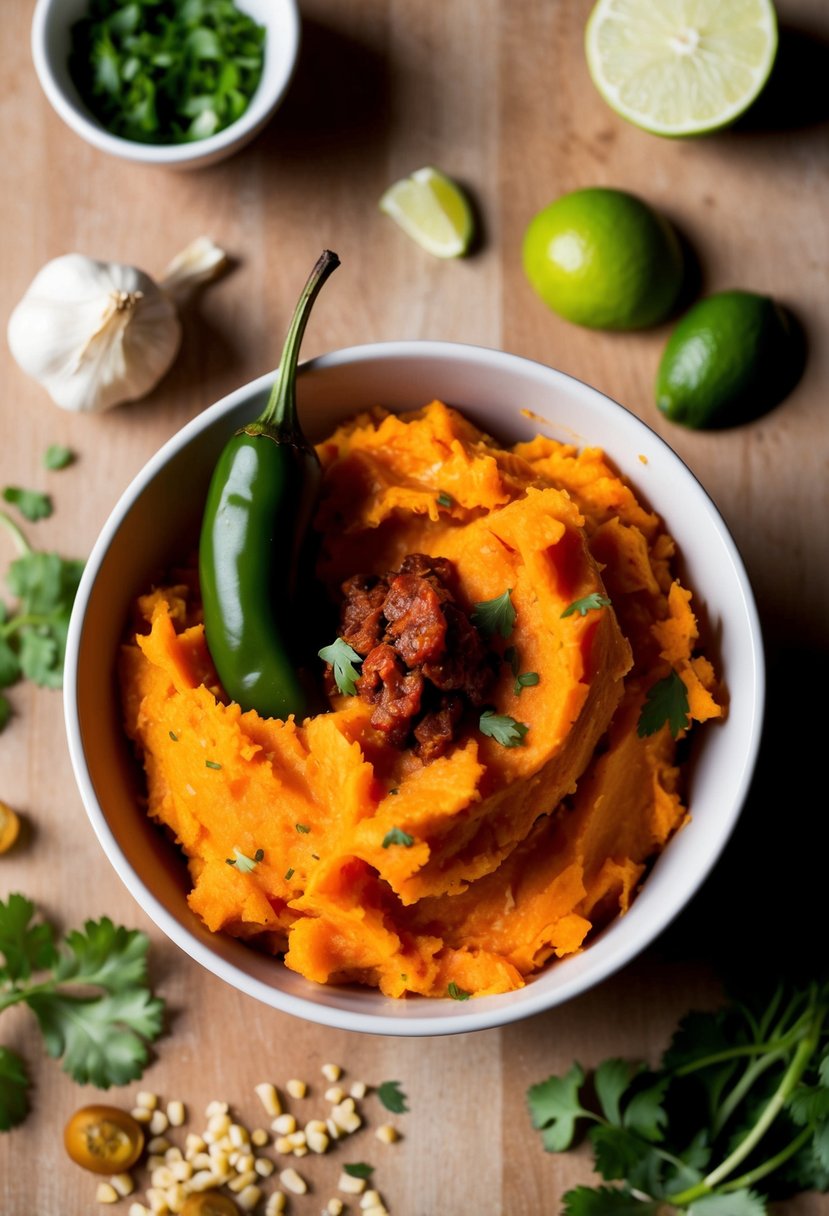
[{"x1": 7, "y1": 237, "x2": 227, "y2": 413}]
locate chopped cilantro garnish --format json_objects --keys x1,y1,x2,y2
[
  {"x1": 168, "y1": 730, "x2": 179, "y2": 741},
  {"x1": 382, "y1": 827, "x2": 414, "y2": 849},
  {"x1": 68, "y1": 0, "x2": 266, "y2": 146},
  {"x1": 226, "y1": 847, "x2": 263, "y2": 873},
  {"x1": 43, "y1": 444, "x2": 75, "y2": 471},
  {"x1": 295, "y1": 823, "x2": 311, "y2": 834},
  {"x1": 503, "y1": 646, "x2": 539, "y2": 695},
  {"x1": 472, "y1": 588, "x2": 516, "y2": 639},
  {"x1": 389, "y1": 788, "x2": 400, "y2": 796},
  {"x1": 284, "y1": 868, "x2": 295, "y2": 881},
  {"x1": 448, "y1": 982, "x2": 471, "y2": 1001},
  {"x1": 561, "y1": 592, "x2": 612, "y2": 619},
  {"x1": 377, "y1": 1080, "x2": 408, "y2": 1114},
  {"x1": 318, "y1": 636, "x2": 363, "y2": 696},
  {"x1": 436, "y1": 492, "x2": 454, "y2": 508},
  {"x1": 205, "y1": 759, "x2": 222, "y2": 770},
  {"x1": 637, "y1": 669, "x2": 690, "y2": 739},
  {"x1": 479, "y1": 710, "x2": 529, "y2": 748},
  {"x1": 2, "y1": 488, "x2": 52, "y2": 523}
]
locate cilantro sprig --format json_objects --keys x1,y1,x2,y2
[
  {"x1": 382, "y1": 827, "x2": 414, "y2": 848},
  {"x1": 377, "y1": 1080, "x2": 408, "y2": 1114},
  {"x1": 226, "y1": 847, "x2": 264, "y2": 872},
  {"x1": 479, "y1": 710, "x2": 529, "y2": 748},
  {"x1": 0, "y1": 894, "x2": 165, "y2": 1131},
  {"x1": 472, "y1": 588, "x2": 516, "y2": 639},
  {"x1": 2, "y1": 487, "x2": 53, "y2": 523},
  {"x1": 561, "y1": 592, "x2": 612, "y2": 619},
  {"x1": 0, "y1": 510, "x2": 84, "y2": 730},
  {"x1": 637, "y1": 669, "x2": 690, "y2": 739},
  {"x1": 318, "y1": 636, "x2": 363, "y2": 696},
  {"x1": 69, "y1": 0, "x2": 266, "y2": 146},
  {"x1": 529, "y1": 982, "x2": 829, "y2": 1214}
]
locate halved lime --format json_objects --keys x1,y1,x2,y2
[
  {"x1": 379, "y1": 167, "x2": 474, "y2": 258},
  {"x1": 585, "y1": 0, "x2": 778, "y2": 137}
]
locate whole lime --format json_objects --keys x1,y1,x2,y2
[
  {"x1": 656, "y1": 291, "x2": 804, "y2": 429},
  {"x1": 522, "y1": 187, "x2": 684, "y2": 330}
]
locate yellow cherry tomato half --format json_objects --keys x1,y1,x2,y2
[
  {"x1": 0, "y1": 801, "x2": 21, "y2": 854},
  {"x1": 181, "y1": 1196, "x2": 241, "y2": 1216},
  {"x1": 64, "y1": 1105, "x2": 144, "y2": 1174}
]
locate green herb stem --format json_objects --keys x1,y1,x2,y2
[
  {"x1": 712, "y1": 1046, "x2": 788, "y2": 1137},
  {"x1": 719, "y1": 1125, "x2": 814, "y2": 1194},
  {"x1": 0, "y1": 980, "x2": 57, "y2": 1014},
  {"x1": 667, "y1": 995, "x2": 825, "y2": 1205},
  {"x1": 0, "y1": 510, "x2": 31, "y2": 556}
]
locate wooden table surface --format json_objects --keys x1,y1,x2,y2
[{"x1": 2, "y1": 0, "x2": 828, "y2": 1212}]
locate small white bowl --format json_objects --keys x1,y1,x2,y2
[
  {"x1": 64, "y1": 342, "x2": 764, "y2": 1035},
  {"x1": 32, "y1": 0, "x2": 299, "y2": 169}
]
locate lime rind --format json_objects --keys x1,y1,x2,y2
[
  {"x1": 380, "y1": 167, "x2": 474, "y2": 258},
  {"x1": 585, "y1": 0, "x2": 778, "y2": 137}
]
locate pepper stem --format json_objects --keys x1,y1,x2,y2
[{"x1": 255, "y1": 250, "x2": 340, "y2": 438}]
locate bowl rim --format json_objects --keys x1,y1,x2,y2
[
  {"x1": 64, "y1": 339, "x2": 765, "y2": 1036},
  {"x1": 30, "y1": 0, "x2": 300, "y2": 166}
]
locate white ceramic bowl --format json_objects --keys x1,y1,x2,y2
[
  {"x1": 32, "y1": 0, "x2": 299, "y2": 169},
  {"x1": 64, "y1": 342, "x2": 764, "y2": 1035}
]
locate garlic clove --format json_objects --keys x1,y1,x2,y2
[{"x1": 7, "y1": 240, "x2": 226, "y2": 413}]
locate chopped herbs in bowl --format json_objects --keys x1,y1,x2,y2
[
  {"x1": 32, "y1": 0, "x2": 299, "y2": 167},
  {"x1": 69, "y1": 0, "x2": 266, "y2": 144}
]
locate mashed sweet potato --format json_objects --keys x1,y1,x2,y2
[{"x1": 120, "y1": 401, "x2": 722, "y2": 998}]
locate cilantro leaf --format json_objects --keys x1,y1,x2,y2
[
  {"x1": 594, "y1": 1059, "x2": 643, "y2": 1126},
  {"x1": 318, "y1": 636, "x2": 363, "y2": 696},
  {"x1": 527, "y1": 1063, "x2": 590, "y2": 1152},
  {"x1": 448, "y1": 982, "x2": 470, "y2": 1001},
  {"x1": 377, "y1": 1080, "x2": 408, "y2": 1114},
  {"x1": 382, "y1": 827, "x2": 414, "y2": 848},
  {"x1": 0, "y1": 1047, "x2": 30, "y2": 1131},
  {"x1": 43, "y1": 444, "x2": 75, "y2": 471},
  {"x1": 472, "y1": 588, "x2": 516, "y2": 639},
  {"x1": 561, "y1": 592, "x2": 612, "y2": 618},
  {"x1": 0, "y1": 632, "x2": 22, "y2": 689},
  {"x1": 637, "y1": 669, "x2": 690, "y2": 738},
  {"x1": 479, "y1": 710, "x2": 528, "y2": 748},
  {"x1": 0, "y1": 894, "x2": 57, "y2": 983},
  {"x1": 343, "y1": 1163, "x2": 374, "y2": 1179},
  {"x1": 54, "y1": 917, "x2": 153, "y2": 993},
  {"x1": 623, "y1": 1076, "x2": 668, "y2": 1142},
  {"x1": 563, "y1": 1185, "x2": 662, "y2": 1215},
  {"x1": 226, "y1": 847, "x2": 264, "y2": 873},
  {"x1": 436, "y1": 492, "x2": 453, "y2": 508},
  {"x1": 28, "y1": 987, "x2": 164, "y2": 1087},
  {"x1": 2, "y1": 487, "x2": 52, "y2": 523},
  {"x1": 514, "y1": 670, "x2": 539, "y2": 694}
]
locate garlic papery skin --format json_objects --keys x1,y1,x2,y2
[{"x1": 7, "y1": 239, "x2": 227, "y2": 413}]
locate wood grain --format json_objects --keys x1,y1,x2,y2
[{"x1": 1, "y1": 0, "x2": 827, "y2": 1212}]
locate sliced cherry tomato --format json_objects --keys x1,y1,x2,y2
[
  {"x1": 181, "y1": 1196, "x2": 241, "y2": 1216},
  {"x1": 63, "y1": 1105, "x2": 144, "y2": 1173}
]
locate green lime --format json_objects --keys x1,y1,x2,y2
[
  {"x1": 656, "y1": 291, "x2": 804, "y2": 429},
  {"x1": 522, "y1": 187, "x2": 684, "y2": 330},
  {"x1": 379, "y1": 167, "x2": 474, "y2": 258},
  {"x1": 585, "y1": 0, "x2": 778, "y2": 137}
]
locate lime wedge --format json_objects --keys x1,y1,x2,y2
[
  {"x1": 379, "y1": 167, "x2": 474, "y2": 258},
  {"x1": 585, "y1": 0, "x2": 778, "y2": 137}
]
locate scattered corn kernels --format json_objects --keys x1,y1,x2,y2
[
  {"x1": 375, "y1": 1124, "x2": 399, "y2": 1145},
  {"x1": 149, "y1": 1110, "x2": 170, "y2": 1136},
  {"x1": 228, "y1": 1170, "x2": 257, "y2": 1193},
  {"x1": 286, "y1": 1079, "x2": 307, "y2": 1100},
  {"x1": 148, "y1": 1137, "x2": 171, "y2": 1154},
  {"x1": 321, "y1": 1063, "x2": 342, "y2": 1082},
  {"x1": 136, "y1": 1092, "x2": 159, "y2": 1110},
  {"x1": 96, "y1": 1182, "x2": 119, "y2": 1204},
  {"x1": 265, "y1": 1193, "x2": 286, "y2": 1216},
  {"x1": 349, "y1": 1081, "x2": 367, "y2": 1100},
  {"x1": 237, "y1": 1184, "x2": 262, "y2": 1212},
  {"x1": 110, "y1": 1174, "x2": 135, "y2": 1198},
  {"x1": 326, "y1": 1200, "x2": 344, "y2": 1216},
  {"x1": 251, "y1": 1127, "x2": 269, "y2": 1147},
  {"x1": 325, "y1": 1086, "x2": 345, "y2": 1104},
  {"x1": 164, "y1": 1147, "x2": 183, "y2": 1164},
  {"x1": 188, "y1": 1170, "x2": 219, "y2": 1193},
  {"x1": 275, "y1": 1136, "x2": 293, "y2": 1154},
  {"x1": 132, "y1": 1107, "x2": 153, "y2": 1124},
  {"x1": 167, "y1": 1100, "x2": 186, "y2": 1127},
  {"x1": 128, "y1": 1205, "x2": 151, "y2": 1216},
  {"x1": 338, "y1": 1172, "x2": 366, "y2": 1195},
  {"x1": 273, "y1": 1113, "x2": 297, "y2": 1135},
  {"x1": 254, "y1": 1157, "x2": 275, "y2": 1178},
  {"x1": 361, "y1": 1192, "x2": 382, "y2": 1209}
]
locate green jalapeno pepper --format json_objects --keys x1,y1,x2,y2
[{"x1": 199, "y1": 250, "x2": 340, "y2": 720}]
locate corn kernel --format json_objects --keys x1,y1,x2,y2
[
  {"x1": 110, "y1": 1174, "x2": 134, "y2": 1198},
  {"x1": 254, "y1": 1157, "x2": 274, "y2": 1177},
  {"x1": 280, "y1": 1167, "x2": 308, "y2": 1194},
  {"x1": 326, "y1": 1118, "x2": 341, "y2": 1140},
  {"x1": 338, "y1": 1172, "x2": 366, "y2": 1195},
  {"x1": 349, "y1": 1081, "x2": 367, "y2": 1100},
  {"x1": 205, "y1": 1100, "x2": 228, "y2": 1117},
  {"x1": 363, "y1": 1207, "x2": 388, "y2": 1216},
  {"x1": 148, "y1": 1137, "x2": 171, "y2": 1154},
  {"x1": 228, "y1": 1170, "x2": 257, "y2": 1193},
  {"x1": 287, "y1": 1131, "x2": 306, "y2": 1149},
  {"x1": 147, "y1": 1156, "x2": 167, "y2": 1171},
  {"x1": 321, "y1": 1062, "x2": 341, "y2": 1082},
  {"x1": 251, "y1": 1128, "x2": 269, "y2": 1147},
  {"x1": 145, "y1": 1188, "x2": 169, "y2": 1214},
  {"x1": 96, "y1": 1182, "x2": 119, "y2": 1204},
  {"x1": 136, "y1": 1091, "x2": 159, "y2": 1110},
  {"x1": 255, "y1": 1082, "x2": 282, "y2": 1118},
  {"x1": 375, "y1": 1123, "x2": 399, "y2": 1144},
  {"x1": 188, "y1": 1170, "x2": 219, "y2": 1193},
  {"x1": 164, "y1": 1183, "x2": 186, "y2": 1214},
  {"x1": 191, "y1": 1152, "x2": 213, "y2": 1171},
  {"x1": 128, "y1": 1205, "x2": 151, "y2": 1216},
  {"x1": 361, "y1": 1192, "x2": 382, "y2": 1209},
  {"x1": 236, "y1": 1185, "x2": 262, "y2": 1212},
  {"x1": 273, "y1": 1113, "x2": 297, "y2": 1135},
  {"x1": 169, "y1": 1161, "x2": 192, "y2": 1183},
  {"x1": 327, "y1": 1200, "x2": 344, "y2": 1216},
  {"x1": 275, "y1": 1136, "x2": 293, "y2": 1154},
  {"x1": 207, "y1": 1112, "x2": 231, "y2": 1138},
  {"x1": 185, "y1": 1134, "x2": 207, "y2": 1157},
  {"x1": 149, "y1": 1110, "x2": 170, "y2": 1136},
  {"x1": 164, "y1": 1147, "x2": 183, "y2": 1164},
  {"x1": 265, "y1": 1194, "x2": 286, "y2": 1216},
  {"x1": 286, "y1": 1079, "x2": 307, "y2": 1099},
  {"x1": 132, "y1": 1107, "x2": 153, "y2": 1124},
  {"x1": 167, "y1": 1100, "x2": 186, "y2": 1127},
  {"x1": 307, "y1": 1129, "x2": 329, "y2": 1154},
  {"x1": 324, "y1": 1085, "x2": 345, "y2": 1104},
  {"x1": 229, "y1": 1123, "x2": 250, "y2": 1148},
  {"x1": 292, "y1": 1144, "x2": 309, "y2": 1157}
]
